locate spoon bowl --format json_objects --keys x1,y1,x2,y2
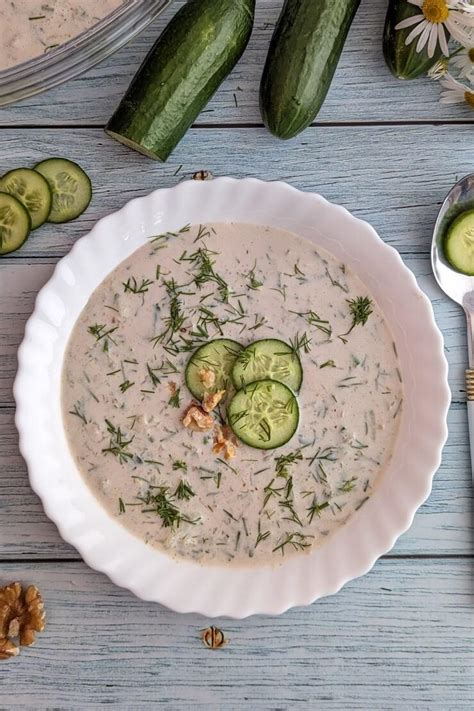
[{"x1": 431, "y1": 173, "x2": 474, "y2": 306}]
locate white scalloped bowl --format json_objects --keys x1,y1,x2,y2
[{"x1": 14, "y1": 178, "x2": 450, "y2": 618}]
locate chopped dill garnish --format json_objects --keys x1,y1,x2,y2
[
  {"x1": 255, "y1": 521, "x2": 270, "y2": 548},
  {"x1": 172, "y1": 460, "x2": 187, "y2": 471},
  {"x1": 139, "y1": 485, "x2": 197, "y2": 528},
  {"x1": 248, "y1": 314, "x2": 268, "y2": 331},
  {"x1": 271, "y1": 284, "x2": 287, "y2": 301},
  {"x1": 147, "y1": 359, "x2": 179, "y2": 387},
  {"x1": 290, "y1": 310, "x2": 332, "y2": 338},
  {"x1": 174, "y1": 480, "x2": 195, "y2": 501},
  {"x1": 168, "y1": 387, "x2": 181, "y2": 408},
  {"x1": 68, "y1": 403, "x2": 87, "y2": 425},
  {"x1": 279, "y1": 499, "x2": 303, "y2": 527},
  {"x1": 325, "y1": 267, "x2": 349, "y2": 293},
  {"x1": 339, "y1": 477, "x2": 358, "y2": 493},
  {"x1": 289, "y1": 332, "x2": 311, "y2": 357},
  {"x1": 118, "y1": 498, "x2": 126, "y2": 514},
  {"x1": 320, "y1": 360, "x2": 336, "y2": 369},
  {"x1": 244, "y1": 261, "x2": 263, "y2": 290},
  {"x1": 274, "y1": 449, "x2": 303, "y2": 478},
  {"x1": 306, "y1": 497, "x2": 330, "y2": 523},
  {"x1": 272, "y1": 532, "x2": 312, "y2": 555},
  {"x1": 87, "y1": 323, "x2": 118, "y2": 348},
  {"x1": 122, "y1": 276, "x2": 154, "y2": 294},
  {"x1": 119, "y1": 380, "x2": 134, "y2": 394},
  {"x1": 151, "y1": 278, "x2": 187, "y2": 346},
  {"x1": 263, "y1": 479, "x2": 285, "y2": 508},
  {"x1": 341, "y1": 296, "x2": 373, "y2": 336},
  {"x1": 102, "y1": 419, "x2": 134, "y2": 464}
]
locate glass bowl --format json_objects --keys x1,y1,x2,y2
[{"x1": 0, "y1": 0, "x2": 172, "y2": 107}]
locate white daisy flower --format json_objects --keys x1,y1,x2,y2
[
  {"x1": 439, "y1": 72, "x2": 474, "y2": 106},
  {"x1": 451, "y1": 46, "x2": 474, "y2": 81},
  {"x1": 396, "y1": 0, "x2": 474, "y2": 58},
  {"x1": 427, "y1": 56, "x2": 450, "y2": 77}
]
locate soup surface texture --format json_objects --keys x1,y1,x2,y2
[
  {"x1": 0, "y1": 1, "x2": 124, "y2": 71},
  {"x1": 62, "y1": 222, "x2": 403, "y2": 566}
]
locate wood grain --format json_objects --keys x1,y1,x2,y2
[
  {"x1": 0, "y1": 559, "x2": 472, "y2": 708},
  {"x1": 1, "y1": 0, "x2": 473, "y2": 127},
  {"x1": 0, "y1": 125, "x2": 472, "y2": 259}
]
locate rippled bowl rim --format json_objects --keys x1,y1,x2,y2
[
  {"x1": 14, "y1": 178, "x2": 450, "y2": 618},
  {"x1": 0, "y1": 0, "x2": 172, "y2": 107}
]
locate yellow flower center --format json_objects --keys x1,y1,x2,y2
[
  {"x1": 469, "y1": 48, "x2": 474, "y2": 63},
  {"x1": 465, "y1": 91, "x2": 474, "y2": 108},
  {"x1": 422, "y1": 0, "x2": 450, "y2": 23}
]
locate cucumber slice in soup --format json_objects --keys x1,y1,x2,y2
[
  {"x1": 232, "y1": 338, "x2": 303, "y2": 392},
  {"x1": 444, "y1": 210, "x2": 474, "y2": 276},
  {"x1": 185, "y1": 338, "x2": 243, "y2": 400},
  {"x1": 228, "y1": 379, "x2": 300, "y2": 450},
  {"x1": 0, "y1": 168, "x2": 52, "y2": 230},
  {"x1": 34, "y1": 158, "x2": 92, "y2": 223},
  {"x1": 0, "y1": 192, "x2": 31, "y2": 255}
]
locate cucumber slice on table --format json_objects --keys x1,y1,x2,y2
[
  {"x1": 34, "y1": 158, "x2": 92, "y2": 223},
  {"x1": 444, "y1": 210, "x2": 474, "y2": 276},
  {"x1": 232, "y1": 339, "x2": 303, "y2": 392},
  {"x1": 0, "y1": 168, "x2": 52, "y2": 230},
  {"x1": 0, "y1": 192, "x2": 31, "y2": 255},
  {"x1": 228, "y1": 379, "x2": 300, "y2": 450},
  {"x1": 185, "y1": 338, "x2": 243, "y2": 400}
]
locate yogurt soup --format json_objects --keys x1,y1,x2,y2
[
  {"x1": 0, "y1": 1, "x2": 124, "y2": 71},
  {"x1": 62, "y1": 222, "x2": 403, "y2": 566}
]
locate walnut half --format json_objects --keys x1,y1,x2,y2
[{"x1": 0, "y1": 582, "x2": 45, "y2": 660}]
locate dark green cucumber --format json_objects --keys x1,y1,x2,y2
[
  {"x1": 383, "y1": 0, "x2": 443, "y2": 80},
  {"x1": 105, "y1": 0, "x2": 255, "y2": 162},
  {"x1": 260, "y1": 0, "x2": 360, "y2": 140}
]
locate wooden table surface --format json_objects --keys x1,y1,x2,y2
[{"x1": 0, "y1": 1, "x2": 473, "y2": 708}]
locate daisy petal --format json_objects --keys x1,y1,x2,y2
[
  {"x1": 428, "y1": 24, "x2": 438, "y2": 58},
  {"x1": 405, "y1": 20, "x2": 428, "y2": 46},
  {"x1": 408, "y1": 0, "x2": 424, "y2": 6},
  {"x1": 395, "y1": 15, "x2": 424, "y2": 30},
  {"x1": 438, "y1": 24, "x2": 449, "y2": 57},
  {"x1": 416, "y1": 23, "x2": 432, "y2": 54}
]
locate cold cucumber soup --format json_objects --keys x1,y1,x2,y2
[
  {"x1": 62, "y1": 222, "x2": 403, "y2": 566},
  {"x1": 0, "y1": 1, "x2": 124, "y2": 71}
]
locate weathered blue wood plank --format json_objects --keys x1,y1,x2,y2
[
  {"x1": 0, "y1": 560, "x2": 472, "y2": 708},
  {"x1": 1, "y1": 0, "x2": 472, "y2": 126},
  {"x1": 0, "y1": 125, "x2": 471, "y2": 259}
]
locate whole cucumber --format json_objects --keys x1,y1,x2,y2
[
  {"x1": 383, "y1": 0, "x2": 443, "y2": 80},
  {"x1": 106, "y1": 0, "x2": 255, "y2": 161},
  {"x1": 260, "y1": 0, "x2": 361, "y2": 140}
]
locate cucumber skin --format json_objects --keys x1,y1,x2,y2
[
  {"x1": 260, "y1": 0, "x2": 360, "y2": 140},
  {"x1": 383, "y1": 0, "x2": 443, "y2": 80},
  {"x1": 106, "y1": 0, "x2": 255, "y2": 162}
]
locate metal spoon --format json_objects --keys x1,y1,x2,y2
[{"x1": 431, "y1": 173, "x2": 474, "y2": 479}]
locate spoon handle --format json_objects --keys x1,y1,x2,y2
[{"x1": 464, "y1": 304, "x2": 474, "y2": 483}]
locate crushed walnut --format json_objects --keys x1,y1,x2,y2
[
  {"x1": 182, "y1": 404, "x2": 214, "y2": 432},
  {"x1": 213, "y1": 425, "x2": 238, "y2": 460},
  {"x1": 198, "y1": 368, "x2": 216, "y2": 390},
  {"x1": 192, "y1": 170, "x2": 213, "y2": 181},
  {"x1": 202, "y1": 389, "x2": 225, "y2": 414},
  {"x1": 0, "y1": 582, "x2": 45, "y2": 660}
]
